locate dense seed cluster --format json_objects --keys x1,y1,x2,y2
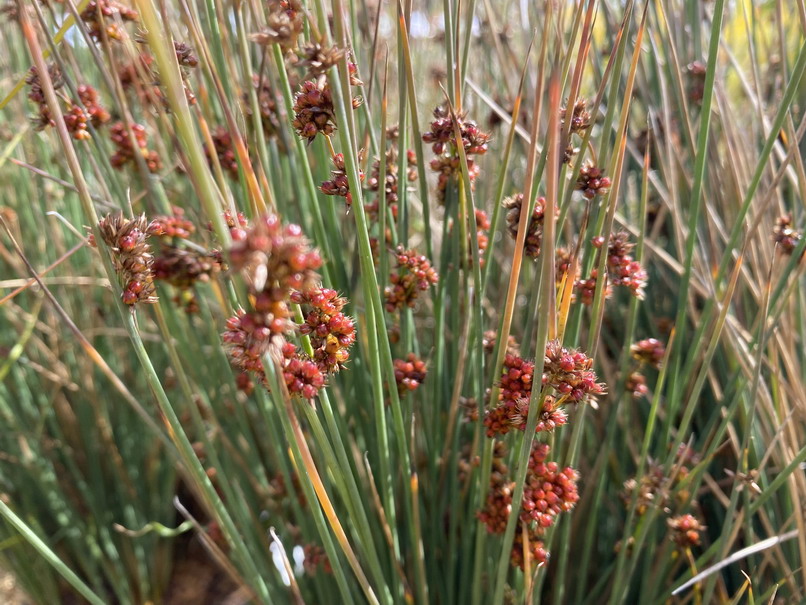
[
  {"x1": 365, "y1": 145, "x2": 417, "y2": 218},
  {"x1": 479, "y1": 442, "x2": 579, "y2": 569},
  {"x1": 320, "y1": 153, "x2": 364, "y2": 206},
  {"x1": 77, "y1": 85, "x2": 110, "y2": 127},
  {"x1": 109, "y1": 122, "x2": 161, "y2": 172},
  {"x1": 292, "y1": 75, "x2": 362, "y2": 143},
  {"x1": 26, "y1": 66, "x2": 94, "y2": 141},
  {"x1": 222, "y1": 215, "x2": 324, "y2": 390},
  {"x1": 292, "y1": 288, "x2": 356, "y2": 374},
  {"x1": 384, "y1": 246, "x2": 438, "y2": 311},
  {"x1": 560, "y1": 99, "x2": 592, "y2": 134},
  {"x1": 667, "y1": 514, "x2": 705, "y2": 548},
  {"x1": 78, "y1": 0, "x2": 138, "y2": 41},
  {"x1": 205, "y1": 126, "x2": 239, "y2": 178},
  {"x1": 251, "y1": 0, "x2": 303, "y2": 51},
  {"x1": 773, "y1": 213, "x2": 802, "y2": 255},
  {"x1": 150, "y1": 207, "x2": 195, "y2": 239},
  {"x1": 625, "y1": 371, "x2": 649, "y2": 399},
  {"x1": 152, "y1": 246, "x2": 221, "y2": 289},
  {"x1": 604, "y1": 232, "x2": 647, "y2": 298},
  {"x1": 97, "y1": 213, "x2": 158, "y2": 306},
  {"x1": 543, "y1": 340, "x2": 606, "y2": 403},
  {"x1": 423, "y1": 106, "x2": 490, "y2": 202},
  {"x1": 393, "y1": 353, "x2": 427, "y2": 394},
  {"x1": 502, "y1": 194, "x2": 554, "y2": 259},
  {"x1": 280, "y1": 342, "x2": 325, "y2": 400},
  {"x1": 484, "y1": 343, "x2": 603, "y2": 437},
  {"x1": 576, "y1": 162, "x2": 612, "y2": 199},
  {"x1": 244, "y1": 75, "x2": 282, "y2": 140},
  {"x1": 630, "y1": 338, "x2": 665, "y2": 368}
]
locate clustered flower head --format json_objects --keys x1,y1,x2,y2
[
  {"x1": 576, "y1": 162, "x2": 612, "y2": 199},
  {"x1": 393, "y1": 353, "x2": 427, "y2": 394},
  {"x1": 280, "y1": 342, "x2": 325, "y2": 399},
  {"x1": 205, "y1": 126, "x2": 239, "y2": 178},
  {"x1": 292, "y1": 75, "x2": 362, "y2": 144},
  {"x1": 423, "y1": 106, "x2": 490, "y2": 202},
  {"x1": 109, "y1": 122, "x2": 161, "y2": 173},
  {"x1": 479, "y1": 442, "x2": 578, "y2": 569},
  {"x1": 543, "y1": 340, "x2": 606, "y2": 403},
  {"x1": 472, "y1": 208, "x2": 491, "y2": 267},
  {"x1": 244, "y1": 75, "x2": 282, "y2": 140},
  {"x1": 502, "y1": 194, "x2": 554, "y2": 259},
  {"x1": 320, "y1": 152, "x2": 364, "y2": 206},
  {"x1": 77, "y1": 85, "x2": 110, "y2": 127},
  {"x1": 251, "y1": 0, "x2": 304, "y2": 52},
  {"x1": 625, "y1": 371, "x2": 648, "y2": 399},
  {"x1": 152, "y1": 246, "x2": 221, "y2": 290},
  {"x1": 630, "y1": 338, "x2": 665, "y2": 369},
  {"x1": 291, "y1": 288, "x2": 356, "y2": 374},
  {"x1": 26, "y1": 66, "x2": 96, "y2": 141},
  {"x1": 150, "y1": 206, "x2": 195, "y2": 239},
  {"x1": 667, "y1": 514, "x2": 705, "y2": 548},
  {"x1": 482, "y1": 330, "x2": 519, "y2": 357},
  {"x1": 686, "y1": 61, "x2": 707, "y2": 104},
  {"x1": 575, "y1": 232, "x2": 646, "y2": 304},
  {"x1": 118, "y1": 42, "x2": 198, "y2": 108},
  {"x1": 622, "y1": 451, "x2": 695, "y2": 516},
  {"x1": 365, "y1": 145, "x2": 417, "y2": 219},
  {"x1": 384, "y1": 246, "x2": 438, "y2": 312},
  {"x1": 302, "y1": 544, "x2": 332, "y2": 576},
  {"x1": 560, "y1": 99, "x2": 591, "y2": 135},
  {"x1": 484, "y1": 342, "x2": 603, "y2": 437},
  {"x1": 78, "y1": 0, "x2": 138, "y2": 41},
  {"x1": 97, "y1": 213, "x2": 158, "y2": 306},
  {"x1": 603, "y1": 231, "x2": 647, "y2": 298},
  {"x1": 223, "y1": 214, "x2": 330, "y2": 401},
  {"x1": 294, "y1": 43, "x2": 363, "y2": 84},
  {"x1": 773, "y1": 213, "x2": 802, "y2": 255}
]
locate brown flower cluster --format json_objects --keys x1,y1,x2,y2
[
  {"x1": 291, "y1": 288, "x2": 356, "y2": 374},
  {"x1": 423, "y1": 106, "x2": 490, "y2": 202},
  {"x1": 205, "y1": 126, "x2": 239, "y2": 178},
  {"x1": 109, "y1": 122, "x2": 161, "y2": 173},
  {"x1": 773, "y1": 213, "x2": 802, "y2": 255},
  {"x1": 479, "y1": 442, "x2": 578, "y2": 569},
  {"x1": 575, "y1": 232, "x2": 646, "y2": 304},
  {"x1": 667, "y1": 514, "x2": 705, "y2": 548},
  {"x1": 393, "y1": 353, "x2": 427, "y2": 394},
  {"x1": 630, "y1": 338, "x2": 665, "y2": 369},
  {"x1": 603, "y1": 231, "x2": 647, "y2": 298},
  {"x1": 26, "y1": 66, "x2": 100, "y2": 141},
  {"x1": 576, "y1": 162, "x2": 611, "y2": 199},
  {"x1": 251, "y1": 0, "x2": 303, "y2": 52},
  {"x1": 472, "y1": 208, "x2": 491, "y2": 267},
  {"x1": 384, "y1": 246, "x2": 438, "y2": 312},
  {"x1": 302, "y1": 544, "x2": 332, "y2": 576},
  {"x1": 320, "y1": 153, "x2": 365, "y2": 206},
  {"x1": 502, "y1": 194, "x2": 554, "y2": 259},
  {"x1": 244, "y1": 75, "x2": 282, "y2": 140},
  {"x1": 223, "y1": 214, "x2": 332, "y2": 401},
  {"x1": 77, "y1": 85, "x2": 110, "y2": 127},
  {"x1": 560, "y1": 99, "x2": 592, "y2": 135},
  {"x1": 97, "y1": 213, "x2": 158, "y2": 306},
  {"x1": 621, "y1": 448, "x2": 697, "y2": 516},
  {"x1": 78, "y1": 0, "x2": 138, "y2": 41},
  {"x1": 150, "y1": 206, "x2": 195, "y2": 239},
  {"x1": 365, "y1": 145, "x2": 417, "y2": 220},
  {"x1": 292, "y1": 76, "x2": 362, "y2": 144},
  {"x1": 484, "y1": 342, "x2": 603, "y2": 438},
  {"x1": 280, "y1": 342, "x2": 325, "y2": 400},
  {"x1": 117, "y1": 42, "x2": 198, "y2": 108},
  {"x1": 686, "y1": 61, "x2": 707, "y2": 104}
]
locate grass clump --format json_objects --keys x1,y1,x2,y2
[{"x1": 0, "y1": 0, "x2": 805, "y2": 603}]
